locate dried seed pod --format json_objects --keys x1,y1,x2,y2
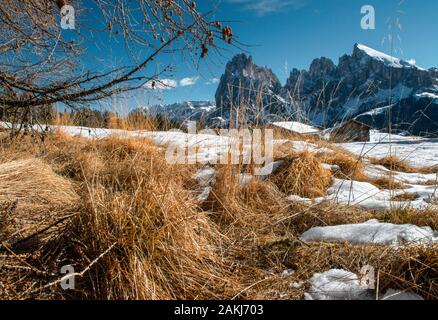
[
  {"x1": 201, "y1": 47, "x2": 208, "y2": 58},
  {"x1": 57, "y1": 0, "x2": 67, "y2": 9}
]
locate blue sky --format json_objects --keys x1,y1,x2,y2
[{"x1": 71, "y1": 0, "x2": 438, "y2": 110}]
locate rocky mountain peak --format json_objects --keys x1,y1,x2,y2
[
  {"x1": 214, "y1": 53, "x2": 283, "y2": 122},
  {"x1": 211, "y1": 44, "x2": 438, "y2": 135},
  {"x1": 309, "y1": 57, "x2": 336, "y2": 77}
]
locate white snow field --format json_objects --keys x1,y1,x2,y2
[
  {"x1": 300, "y1": 219, "x2": 437, "y2": 246},
  {"x1": 304, "y1": 269, "x2": 424, "y2": 300},
  {"x1": 0, "y1": 122, "x2": 331, "y2": 165},
  {"x1": 328, "y1": 130, "x2": 438, "y2": 210},
  {"x1": 339, "y1": 130, "x2": 438, "y2": 167}
]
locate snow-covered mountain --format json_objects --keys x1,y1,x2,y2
[
  {"x1": 214, "y1": 44, "x2": 438, "y2": 135},
  {"x1": 135, "y1": 44, "x2": 437, "y2": 135},
  {"x1": 133, "y1": 100, "x2": 217, "y2": 124}
]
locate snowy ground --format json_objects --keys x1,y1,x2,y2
[
  {"x1": 339, "y1": 131, "x2": 438, "y2": 167},
  {"x1": 326, "y1": 131, "x2": 438, "y2": 211},
  {"x1": 2, "y1": 122, "x2": 436, "y2": 300},
  {"x1": 300, "y1": 219, "x2": 437, "y2": 246},
  {"x1": 304, "y1": 269, "x2": 424, "y2": 300},
  {"x1": 312, "y1": 178, "x2": 438, "y2": 211}
]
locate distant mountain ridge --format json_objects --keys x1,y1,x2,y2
[
  {"x1": 133, "y1": 100, "x2": 217, "y2": 124},
  {"x1": 135, "y1": 44, "x2": 438, "y2": 135},
  {"x1": 214, "y1": 43, "x2": 438, "y2": 135}
]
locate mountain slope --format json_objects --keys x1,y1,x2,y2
[{"x1": 214, "y1": 44, "x2": 438, "y2": 135}]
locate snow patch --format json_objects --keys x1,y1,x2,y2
[
  {"x1": 357, "y1": 44, "x2": 422, "y2": 69},
  {"x1": 304, "y1": 269, "x2": 371, "y2": 300},
  {"x1": 272, "y1": 121, "x2": 320, "y2": 135},
  {"x1": 300, "y1": 219, "x2": 437, "y2": 246},
  {"x1": 415, "y1": 92, "x2": 438, "y2": 100},
  {"x1": 305, "y1": 269, "x2": 425, "y2": 300},
  {"x1": 339, "y1": 130, "x2": 438, "y2": 167}
]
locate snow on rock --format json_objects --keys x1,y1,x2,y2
[
  {"x1": 356, "y1": 44, "x2": 420, "y2": 69},
  {"x1": 415, "y1": 92, "x2": 438, "y2": 101},
  {"x1": 304, "y1": 269, "x2": 372, "y2": 300},
  {"x1": 281, "y1": 269, "x2": 296, "y2": 277},
  {"x1": 300, "y1": 219, "x2": 437, "y2": 246},
  {"x1": 319, "y1": 178, "x2": 386, "y2": 210},
  {"x1": 192, "y1": 167, "x2": 217, "y2": 202}
]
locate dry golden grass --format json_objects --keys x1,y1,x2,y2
[
  {"x1": 270, "y1": 127, "x2": 319, "y2": 142},
  {"x1": 270, "y1": 151, "x2": 332, "y2": 198},
  {"x1": 371, "y1": 156, "x2": 438, "y2": 174},
  {"x1": 0, "y1": 134, "x2": 237, "y2": 299},
  {"x1": 0, "y1": 129, "x2": 437, "y2": 300},
  {"x1": 317, "y1": 149, "x2": 411, "y2": 191},
  {"x1": 371, "y1": 177, "x2": 406, "y2": 190},
  {"x1": 273, "y1": 140, "x2": 297, "y2": 159},
  {"x1": 377, "y1": 207, "x2": 438, "y2": 230},
  {"x1": 418, "y1": 179, "x2": 438, "y2": 186},
  {"x1": 290, "y1": 243, "x2": 438, "y2": 300},
  {"x1": 316, "y1": 146, "x2": 366, "y2": 181},
  {"x1": 285, "y1": 202, "x2": 374, "y2": 235},
  {"x1": 391, "y1": 192, "x2": 420, "y2": 202},
  {"x1": 371, "y1": 156, "x2": 417, "y2": 173},
  {"x1": 0, "y1": 158, "x2": 78, "y2": 214}
]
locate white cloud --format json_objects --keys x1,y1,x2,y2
[
  {"x1": 224, "y1": 0, "x2": 306, "y2": 16},
  {"x1": 144, "y1": 78, "x2": 177, "y2": 90},
  {"x1": 206, "y1": 77, "x2": 220, "y2": 85},
  {"x1": 179, "y1": 76, "x2": 199, "y2": 87}
]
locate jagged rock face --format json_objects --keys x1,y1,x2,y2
[
  {"x1": 355, "y1": 96, "x2": 438, "y2": 135},
  {"x1": 283, "y1": 44, "x2": 438, "y2": 129},
  {"x1": 215, "y1": 44, "x2": 438, "y2": 135},
  {"x1": 214, "y1": 53, "x2": 285, "y2": 123}
]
